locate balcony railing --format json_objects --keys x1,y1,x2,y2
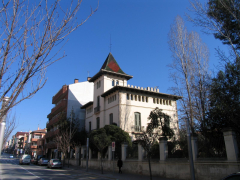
[
  {"x1": 52, "y1": 85, "x2": 68, "y2": 104},
  {"x1": 31, "y1": 145, "x2": 37, "y2": 149},
  {"x1": 47, "y1": 100, "x2": 67, "y2": 118},
  {"x1": 132, "y1": 125, "x2": 143, "y2": 132},
  {"x1": 94, "y1": 106, "x2": 100, "y2": 114}
]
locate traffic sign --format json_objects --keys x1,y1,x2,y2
[{"x1": 112, "y1": 142, "x2": 115, "y2": 151}]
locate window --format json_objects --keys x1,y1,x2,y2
[
  {"x1": 134, "y1": 112, "x2": 141, "y2": 132},
  {"x1": 157, "y1": 98, "x2": 159, "y2": 104},
  {"x1": 127, "y1": 94, "x2": 129, "y2": 100},
  {"x1": 138, "y1": 95, "x2": 141, "y2": 101},
  {"x1": 131, "y1": 94, "x2": 133, "y2": 100},
  {"x1": 116, "y1": 80, "x2": 119, "y2": 85},
  {"x1": 96, "y1": 117, "x2": 100, "y2": 129},
  {"x1": 160, "y1": 99, "x2": 162, "y2": 104},
  {"x1": 34, "y1": 135, "x2": 41, "y2": 139},
  {"x1": 109, "y1": 113, "x2": 113, "y2": 124},
  {"x1": 142, "y1": 96, "x2": 144, "y2": 102},
  {"x1": 112, "y1": 80, "x2": 115, "y2": 86},
  {"x1": 97, "y1": 96, "x2": 100, "y2": 107},
  {"x1": 97, "y1": 80, "x2": 101, "y2": 89},
  {"x1": 89, "y1": 122, "x2": 91, "y2": 132},
  {"x1": 146, "y1": 97, "x2": 148, "y2": 102},
  {"x1": 135, "y1": 95, "x2": 137, "y2": 101},
  {"x1": 153, "y1": 98, "x2": 156, "y2": 103}
]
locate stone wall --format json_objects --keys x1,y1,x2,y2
[{"x1": 76, "y1": 159, "x2": 239, "y2": 180}]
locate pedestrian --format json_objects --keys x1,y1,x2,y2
[{"x1": 117, "y1": 158, "x2": 123, "y2": 174}]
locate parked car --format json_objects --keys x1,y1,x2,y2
[
  {"x1": 222, "y1": 172, "x2": 240, "y2": 180},
  {"x1": 35, "y1": 155, "x2": 44, "y2": 165},
  {"x1": 38, "y1": 157, "x2": 48, "y2": 166},
  {"x1": 47, "y1": 159, "x2": 62, "y2": 169},
  {"x1": 19, "y1": 154, "x2": 31, "y2": 165},
  {"x1": 30, "y1": 157, "x2": 37, "y2": 164}
]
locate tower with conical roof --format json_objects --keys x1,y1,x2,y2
[{"x1": 86, "y1": 53, "x2": 132, "y2": 130}]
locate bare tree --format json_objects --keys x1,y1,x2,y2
[
  {"x1": 188, "y1": 0, "x2": 240, "y2": 61},
  {"x1": 54, "y1": 126, "x2": 77, "y2": 166},
  {"x1": 0, "y1": 0, "x2": 98, "y2": 122},
  {"x1": 3, "y1": 111, "x2": 18, "y2": 148},
  {"x1": 168, "y1": 16, "x2": 210, "y2": 132}
]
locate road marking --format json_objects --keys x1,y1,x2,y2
[{"x1": 18, "y1": 165, "x2": 44, "y2": 180}]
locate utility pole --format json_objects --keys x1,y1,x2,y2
[{"x1": 0, "y1": 97, "x2": 10, "y2": 157}]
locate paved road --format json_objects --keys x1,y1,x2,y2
[{"x1": 0, "y1": 153, "x2": 178, "y2": 180}]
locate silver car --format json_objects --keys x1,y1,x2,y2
[
  {"x1": 47, "y1": 159, "x2": 62, "y2": 169},
  {"x1": 19, "y1": 154, "x2": 31, "y2": 165},
  {"x1": 38, "y1": 158, "x2": 48, "y2": 166}
]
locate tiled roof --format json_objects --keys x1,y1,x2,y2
[
  {"x1": 89, "y1": 53, "x2": 132, "y2": 82},
  {"x1": 100, "y1": 52, "x2": 125, "y2": 74}
]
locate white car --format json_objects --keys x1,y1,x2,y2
[{"x1": 19, "y1": 154, "x2": 31, "y2": 165}]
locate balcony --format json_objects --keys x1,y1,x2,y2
[
  {"x1": 31, "y1": 145, "x2": 37, "y2": 149},
  {"x1": 47, "y1": 100, "x2": 67, "y2": 118},
  {"x1": 94, "y1": 106, "x2": 100, "y2": 114},
  {"x1": 132, "y1": 125, "x2": 143, "y2": 132},
  {"x1": 31, "y1": 138, "x2": 40, "y2": 142},
  {"x1": 46, "y1": 116, "x2": 61, "y2": 129},
  {"x1": 52, "y1": 85, "x2": 68, "y2": 104},
  {"x1": 45, "y1": 129, "x2": 59, "y2": 139}
]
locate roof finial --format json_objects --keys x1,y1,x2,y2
[{"x1": 110, "y1": 34, "x2": 112, "y2": 53}]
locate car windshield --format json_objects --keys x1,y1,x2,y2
[
  {"x1": 53, "y1": 160, "x2": 61, "y2": 162},
  {"x1": 24, "y1": 156, "x2": 30, "y2": 159}
]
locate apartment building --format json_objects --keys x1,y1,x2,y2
[{"x1": 46, "y1": 79, "x2": 93, "y2": 158}]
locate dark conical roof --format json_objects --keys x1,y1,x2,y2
[
  {"x1": 88, "y1": 53, "x2": 132, "y2": 82},
  {"x1": 100, "y1": 53, "x2": 125, "y2": 74}
]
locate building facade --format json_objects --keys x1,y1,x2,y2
[
  {"x1": 81, "y1": 53, "x2": 181, "y2": 139},
  {"x1": 29, "y1": 128, "x2": 47, "y2": 157},
  {"x1": 46, "y1": 79, "x2": 93, "y2": 158}
]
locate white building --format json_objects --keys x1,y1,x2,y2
[{"x1": 81, "y1": 53, "x2": 181, "y2": 138}]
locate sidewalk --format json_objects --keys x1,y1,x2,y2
[{"x1": 62, "y1": 164, "x2": 179, "y2": 180}]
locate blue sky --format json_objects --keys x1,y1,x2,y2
[{"x1": 11, "y1": 0, "x2": 227, "y2": 138}]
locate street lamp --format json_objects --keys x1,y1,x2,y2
[{"x1": 0, "y1": 97, "x2": 10, "y2": 157}]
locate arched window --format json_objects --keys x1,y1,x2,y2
[
  {"x1": 134, "y1": 112, "x2": 141, "y2": 132},
  {"x1": 127, "y1": 94, "x2": 129, "y2": 100},
  {"x1": 112, "y1": 80, "x2": 115, "y2": 86}
]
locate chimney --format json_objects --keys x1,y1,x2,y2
[
  {"x1": 74, "y1": 79, "x2": 79, "y2": 83},
  {"x1": 87, "y1": 77, "x2": 91, "y2": 81}
]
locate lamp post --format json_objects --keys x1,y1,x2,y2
[{"x1": 0, "y1": 97, "x2": 10, "y2": 157}]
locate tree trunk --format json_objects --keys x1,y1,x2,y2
[{"x1": 148, "y1": 154, "x2": 152, "y2": 180}]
